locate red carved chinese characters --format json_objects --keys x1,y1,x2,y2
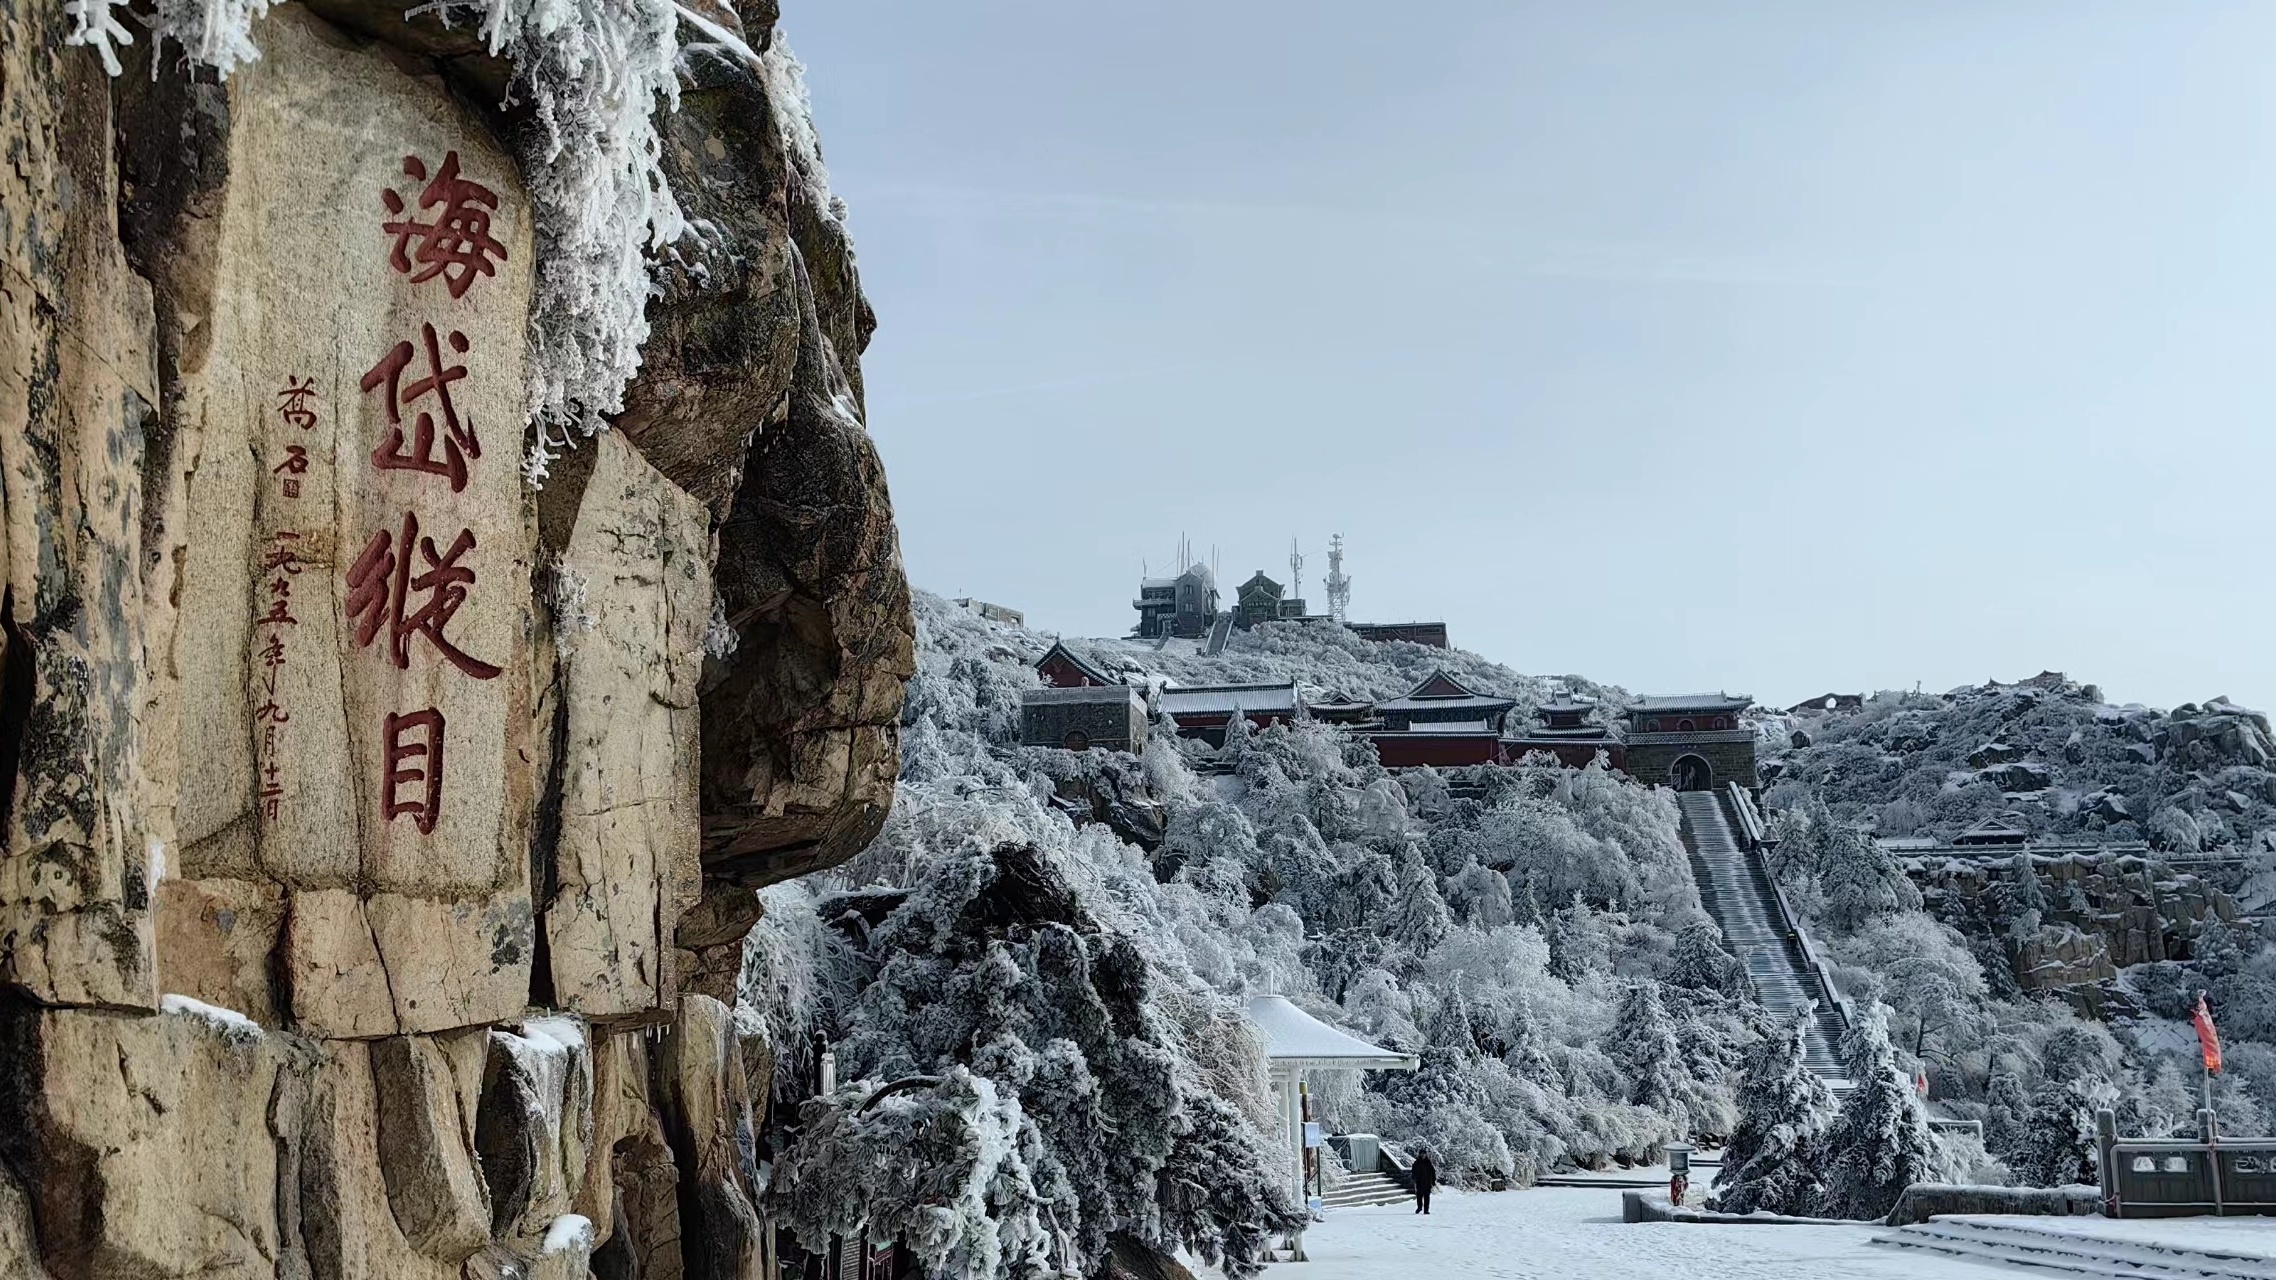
[
  {"x1": 381, "y1": 708, "x2": 447, "y2": 834},
  {"x1": 362, "y1": 322, "x2": 480, "y2": 493},
  {"x1": 381, "y1": 151, "x2": 507, "y2": 299},
  {"x1": 344, "y1": 512, "x2": 502, "y2": 681},
  {"x1": 358, "y1": 155, "x2": 511, "y2": 835}
]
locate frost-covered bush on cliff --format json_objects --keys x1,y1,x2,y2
[
  {"x1": 767, "y1": 841, "x2": 1298, "y2": 1278},
  {"x1": 750, "y1": 591, "x2": 1759, "y2": 1268}
]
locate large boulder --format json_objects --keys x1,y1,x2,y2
[{"x1": 0, "y1": 0, "x2": 909, "y2": 1273}]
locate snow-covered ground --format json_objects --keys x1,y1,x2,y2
[{"x1": 1245, "y1": 1187, "x2": 2024, "y2": 1279}]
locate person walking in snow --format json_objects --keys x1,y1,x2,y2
[{"x1": 1410, "y1": 1150, "x2": 1438, "y2": 1215}]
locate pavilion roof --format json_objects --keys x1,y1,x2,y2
[
  {"x1": 1377, "y1": 670, "x2": 1516, "y2": 715},
  {"x1": 1246, "y1": 995, "x2": 1416, "y2": 1071}
]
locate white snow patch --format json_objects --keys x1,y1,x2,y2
[
  {"x1": 541, "y1": 1212, "x2": 596, "y2": 1255},
  {"x1": 160, "y1": 993, "x2": 263, "y2": 1041}
]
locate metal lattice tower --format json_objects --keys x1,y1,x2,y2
[
  {"x1": 1288, "y1": 538, "x2": 1305, "y2": 604},
  {"x1": 1325, "y1": 534, "x2": 1352, "y2": 623}
]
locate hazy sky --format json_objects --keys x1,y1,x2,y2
[{"x1": 786, "y1": 1, "x2": 2273, "y2": 713}]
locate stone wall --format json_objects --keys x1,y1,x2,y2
[
  {"x1": 0, "y1": 0, "x2": 911, "y2": 1274},
  {"x1": 1021, "y1": 688, "x2": 1149, "y2": 753}
]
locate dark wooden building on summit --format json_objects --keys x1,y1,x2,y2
[{"x1": 1134, "y1": 565, "x2": 1219, "y2": 640}]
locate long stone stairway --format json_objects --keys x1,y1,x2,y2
[{"x1": 1676, "y1": 791, "x2": 1850, "y2": 1089}]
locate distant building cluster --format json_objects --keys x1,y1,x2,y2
[
  {"x1": 1021, "y1": 641, "x2": 1757, "y2": 789},
  {"x1": 1132, "y1": 557, "x2": 1448, "y2": 651}
]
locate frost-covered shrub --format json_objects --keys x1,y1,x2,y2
[{"x1": 773, "y1": 1068, "x2": 1054, "y2": 1280}]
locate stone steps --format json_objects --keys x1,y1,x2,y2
[
  {"x1": 1321, "y1": 1172, "x2": 1413, "y2": 1209},
  {"x1": 1870, "y1": 1218, "x2": 2276, "y2": 1280},
  {"x1": 1677, "y1": 792, "x2": 1850, "y2": 1091}
]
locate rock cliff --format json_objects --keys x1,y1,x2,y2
[{"x1": 0, "y1": 0, "x2": 912, "y2": 1273}]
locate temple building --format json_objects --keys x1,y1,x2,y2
[
  {"x1": 1134, "y1": 564, "x2": 1219, "y2": 639},
  {"x1": 1020, "y1": 649, "x2": 1764, "y2": 795},
  {"x1": 1157, "y1": 682, "x2": 1301, "y2": 746},
  {"x1": 1502, "y1": 696, "x2": 1624, "y2": 770},
  {"x1": 1368, "y1": 671, "x2": 1517, "y2": 768},
  {"x1": 1620, "y1": 693, "x2": 1757, "y2": 791}
]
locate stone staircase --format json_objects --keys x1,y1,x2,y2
[
  {"x1": 1871, "y1": 1217, "x2": 2276, "y2": 1280},
  {"x1": 1321, "y1": 1171, "x2": 1413, "y2": 1210},
  {"x1": 1205, "y1": 612, "x2": 1235, "y2": 655},
  {"x1": 1676, "y1": 791, "x2": 1850, "y2": 1090}
]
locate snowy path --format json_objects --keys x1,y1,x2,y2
[{"x1": 1262, "y1": 1188, "x2": 2027, "y2": 1279}]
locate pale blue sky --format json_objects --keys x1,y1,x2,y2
[{"x1": 788, "y1": 1, "x2": 2273, "y2": 712}]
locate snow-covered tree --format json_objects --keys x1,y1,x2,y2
[
  {"x1": 1823, "y1": 1006, "x2": 1937, "y2": 1220},
  {"x1": 1666, "y1": 921, "x2": 1745, "y2": 997},
  {"x1": 1444, "y1": 858, "x2": 1516, "y2": 928},
  {"x1": 1714, "y1": 1010, "x2": 1836, "y2": 1217},
  {"x1": 1817, "y1": 827, "x2": 1921, "y2": 935},
  {"x1": 773, "y1": 840, "x2": 1300, "y2": 1277},
  {"x1": 1830, "y1": 915, "x2": 1987, "y2": 1066},
  {"x1": 2009, "y1": 1080, "x2": 2102, "y2": 1188},
  {"x1": 1983, "y1": 1071, "x2": 2032, "y2": 1161},
  {"x1": 1608, "y1": 981, "x2": 1691, "y2": 1130}
]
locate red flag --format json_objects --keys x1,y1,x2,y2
[
  {"x1": 1914, "y1": 1070, "x2": 1930, "y2": 1098},
  {"x1": 2194, "y1": 994, "x2": 2223, "y2": 1075}
]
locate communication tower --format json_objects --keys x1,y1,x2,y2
[{"x1": 1325, "y1": 534, "x2": 1352, "y2": 623}]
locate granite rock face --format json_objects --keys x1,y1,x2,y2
[{"x1": 0, "y1": 0, "x2": 908, "y2": 1273}]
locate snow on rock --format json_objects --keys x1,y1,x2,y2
[
  {"x1": 157, "y1": 993, "x2": 264, "y2": 1044},
  {"x1": 488, "y1": 1015, "x2": 596, "y2": 1237},
  {"x1": 540, "y1": 1212, "x2": 595, "y2": 1255}
]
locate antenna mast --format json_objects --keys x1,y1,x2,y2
[
  {"x1": 1289, "y1": 538, "x2": 1304, "y2": 604},
  {"x1": 1325, "y1": 534, "x2": 1352, "y2": 624}
]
